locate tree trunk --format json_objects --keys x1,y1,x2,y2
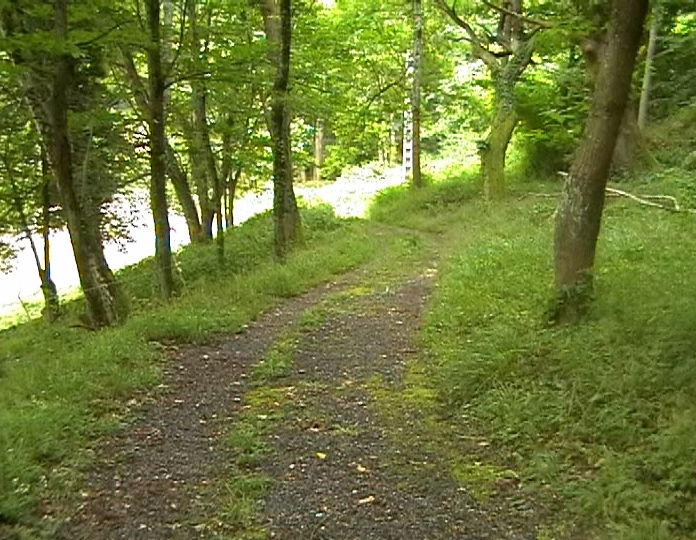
[
  {"x1": 187, "y1": 0, "x2": 220, "y2": 242},
  {"x1": 226, "y1": 167, "x2": 241, "y2": 228},
  {"x1": 393, "y1": 115, "x2": 404, "y2": 164},
  {"x1": 481, "y1": 80, "x2": 518, "y2": 200},
  {"x1": 582, "y1": 34, "x2": 651, "y2": 172},
  {"x1": 260, "y1": 0, "x2": 302, "y2": 261},
  {"x1": 313, "y1": 118, "x2": 325, "y2": 183},
  {"x1": 638, "y1": 6, "x2": 659, "y2": 131},
  {"x1": 48, "y1": 0, "x2": 126, "y2": 327},
  {"x1": 612, "y1": 102, "x2": 655, "y2": 170},
  {"x1": 39, "y1": 149, "x2": 61, "y2": 320},
  {"x1": 147, "y1": 0, "x2": 176, "y2": 298},
  {"x1": 119, "y1": 49, "x2": 204, "y2": 243},
  {"x1": 164, "y1": 141, "x2": 205, "y2": 242},
  {"x1": 553, "y1": 0, "x2": 648, "y2": 323},
  {"x1": 4, "y1": 145, "x2": 61, "y2": 321},
  {"x1": 411, "y1": 0, "x2": 424, "y2": 189}
]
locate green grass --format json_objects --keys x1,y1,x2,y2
[
  {"x1": 219, "y1": 385, "x2": 291, "y2": 538},
  {"x1": 0, "y1": 204, "x2": 377, "y2": 534},
  {"x1": 251, "y1": 333, "x2": 297, "y2": 383},
  {"x1": 371, "y1": 171, "x2": 696, "y2": 537}
]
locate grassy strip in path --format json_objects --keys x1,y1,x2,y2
[
  {"x1": 371, "y1": 174, "x2": 696, "y2": 538},
  {"x1": 0, "y1": 206, "x2": 376, "y2": 536}
]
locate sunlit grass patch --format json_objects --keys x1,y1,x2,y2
[{"x1": 420, "y1": 188, "x2": 696, "y2": 536}]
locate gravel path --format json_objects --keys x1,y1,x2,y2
[
  {"x1": 256, "y1": 266, "x2": 540, "y2": 539},
  {"x1": 53, "y1": 234, "x2": 543, "y2": 539},
  {"x1": 55, "y1": 275, "x2": 358, "y2": 539}
]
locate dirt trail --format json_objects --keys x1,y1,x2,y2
[
  {"x1": 55, "y1": 240, "x2": 541, "y2": 539},
  {"x1": 55, "y1": 275, "x2": 358, "y2": 539},
  {"x1": 256, "y1": 267, "x2": 538, "y2": 539}
]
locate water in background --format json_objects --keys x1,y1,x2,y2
[{"x1": 0, "y1": 165, "x2": 404, "y2": 314}]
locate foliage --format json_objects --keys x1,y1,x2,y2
[{"x1": 652, "y1": 4, "x2": 696, "y2": 117}]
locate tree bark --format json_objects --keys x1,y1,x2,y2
[
  {"x1": 638, "y1": 6, "x2": 659, "y2": 131},
  {"x1": 226, "y1": 167, "x2": 241, "y2": 227},
  {"x1": 40, "y1": 151, "x2": 60, "y2": 320},
  {"x1": 164, "y1": 141, "x2": 205, "y2": 242},
  {"x1": 147, "y1": 0, "x2": 176, "y2": 298},
  {"x1": 313, "y1": 118, "x2": 325, "y2": 183},
  {"x1": 479, "y1": 35, "x2": 534, "y2": 200},
  {"x1": 434, "y1": 0, "x2": 536, "y2": 200},
  {"x1": 582, "y1": 34, "x2": 651, "y2": 171},
  {"x1": 260, "y1": 0, "x2": 302, "y2": 261},
  {"x1": 553, "y1": 0, "x2": 648, "y2": 323},
  {"x1": 187, "y1": 0, "x2": 223, "y2": 242},
  {"x1": 411, "y1": 0, "x2": 424, "y2": 189},
  {"x1": 49, "y1": 0, "x2": 126, "y2": 326},
  {"x1": 481, "y1": 79, "x2": 518, "y2": 200}
]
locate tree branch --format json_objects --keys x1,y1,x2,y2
[
  {"x1": 481, "y1": 0, "x2": 554, "y2": 29},
  {"x1": 605, "y1": 187, "x2": 695, "y2": 213},
  {"x1": 433, "y1": 0, "x2": 499, "y2": 69}
]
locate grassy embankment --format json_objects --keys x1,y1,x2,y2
[
  {"x1": 0, "y1": 205, "x2": 378, "y2": 535},
  {"x1": 370, "y1": 166, "x2": 696, "y2": 539}
]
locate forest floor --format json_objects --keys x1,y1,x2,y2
[{"x1": 50, "y1": 227, "x2": 550, "y2": 539}]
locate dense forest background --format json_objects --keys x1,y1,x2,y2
[
  {"x1": 3, "y1": 0, "x2": 694, "y2": 325},
  {"x1": 2, "y1": 0, "x2": 696, "y2": 538}
]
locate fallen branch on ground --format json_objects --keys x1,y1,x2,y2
[
  {"x1": 605, "y1": 187, "x2": 695, "y2": 213},
  {"x1": 526, "y1": 187, "x2": 696, "y2": 214}
]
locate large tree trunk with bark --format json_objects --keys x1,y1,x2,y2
[
  {"x1": 48, "y1": 0, "x2": 127, "y2": 326},
  {"x1": 553, "y1": 0, "x2": 648, "y2": 323},
  {"x1": 582, "y1": 33, "x2": 652, "y2": 171},
  {"x1": 147, "y1": 0, "x2": 176, "y2": 298},
  {"x1": 260, "y1": 0, "x2": 302, "y2": 261}
]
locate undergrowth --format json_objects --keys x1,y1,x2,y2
[
  {"x1": 0, "y1": 204, "x2": 376, "y2": 534},
  {"x1": 371, "y1": 171, "x2": 696, "y2": 537}
]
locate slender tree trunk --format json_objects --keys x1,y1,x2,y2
[
  {"x1": 187, "y1": 0, "x2": 219, "y2": 241},
  {"x1": 4, "y1": 147, "x2": 61, "y2": 320},
  {"x1": 164, "y1": 141, "x2": 205, "y2": 242},
  {"x1": 226, "y1": 167, "x2": 241, "y2": 227},
  {"x1": 553, "y1": 0, "x2": 648, "y2": 323},
  {"x1": 260, "y1": 0, "x2": 302, "y2": 261},
  {"x1": 411, "y1": 0, "x2": 424, "y2": 188},
  {"x1": 214, "y1": 183, "x2": 224, "y2": 264},
  {"x1": 638, "y1": 6, "x2": 659, "y2": 131},
  {"x1": 313, "y1": 118, "x2": 325, "y2": 183},
  {"x1": 119, "y1": 49, "x2": 204, "y2": 243},
  {"x1": 394, "y1": 115, "x2": 404, "y2": 164},
  {"x1": 39, "y1": 149, "x2": 60, "y2": 320},
  {"x1": 147, "y1": 0, "x2": 176, "y2": 298}
]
